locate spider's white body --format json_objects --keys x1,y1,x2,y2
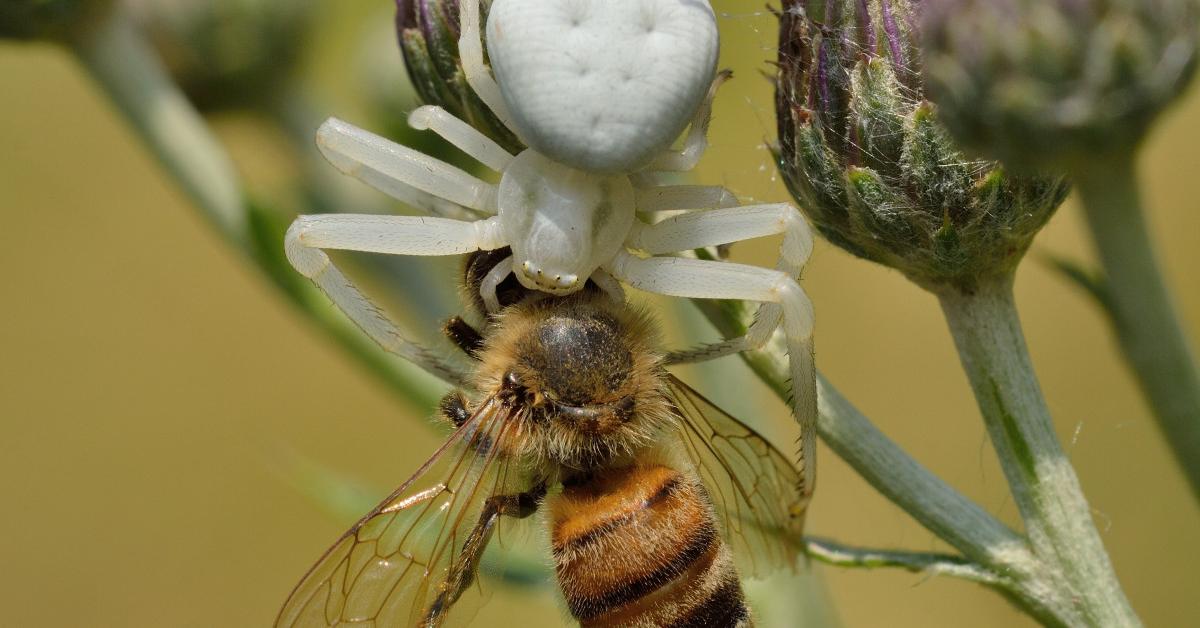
[
  {"x1": 487, "y1": 0, "x2": 719, "y2": 173},
  {"x1": 285, "y1": 0, "x2": 818, "y2": 507}
]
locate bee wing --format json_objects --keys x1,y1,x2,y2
[
  {"x1": 665, "y1": 374, "x2": 806, "y2": 577},
  {"x1": 277, "y1": 398, "x2": 528, "y2": 628}
]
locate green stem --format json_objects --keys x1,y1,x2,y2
[
  {"x1": 694, "y1": 301, "x2": 1023, "y2": 560},
  {"x1": 814, "y1": 377, "x2": 1026, "y2": 566},
  {"x1": 802, "y1": 537, "x2": 1002, "y2": 586},
  {"x1": 695, "y1": 299, "x2": 1077, "y2": 625},
  {"x1": 68, "y1": 10, "x2": 446, "y2": 411},
  {"x1": 939, "y1": 277, "x2": 1139, "y2": 627},
  {"x1": 1075, "y1": 155, "x2": 1200, "y2": 502},
  {"x1": 70, "y1": 11, "x2": 245, "y2": 245}
]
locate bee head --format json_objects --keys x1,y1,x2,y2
[
  {"x1": 517, "y1": 308, "x2": 634, "y2": 414},
  {"x1": 483, "y1": 293, "x2": 664, "y2": 438},
  {"x1": 474, "y1": 291, "x2": 672, "y2": 468}
]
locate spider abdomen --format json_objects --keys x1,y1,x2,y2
[{"x1": 486, "y1": 0, "x2": 720, "y2": 173}]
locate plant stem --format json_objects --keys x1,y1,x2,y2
[
  {"x1": 696, "y1": 298, "x2": 1124, "y2": 625},
  {"x1": 693, "y1": 301, "x2": 1024, "y2": 559},
  {"x1": 802, "y1": 537, "x2": 1003, "y2": 586},
  {"x1": 814, "y1": 376, "x2": 1028, "y2": 564},
  {"x1": 1075, "y1": 154, "x2": 1200, "y2": 502},
  {"x1": 70, "y1": 11, "x2": 245, "y2": 245},
  {"x1": 938, "y1": 277, "x2": 1139, "y2": 627},
  {"x1": 68, "y1": 10, "x2": 448, "y2": 410}
]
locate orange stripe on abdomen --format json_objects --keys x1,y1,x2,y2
[{"x1": 550, "y1": 464, "x2": 750, "y2": 627}]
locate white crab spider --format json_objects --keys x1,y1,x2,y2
[{"x1": 285, "y1": 0, "x2": 817, "y2": 501}]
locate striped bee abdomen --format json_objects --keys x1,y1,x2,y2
[{"x1": 550, "y1": 464, "x2": 751, "y2": 627}]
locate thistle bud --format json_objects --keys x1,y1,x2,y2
[
  {"x1": 775, "y1": 0, "x2": 1069, "y2": 291},
  {"x1": 923, "y1": 0, "x2": 1199, "y2": 171},
  {"x1": 125, "y1": 0, "x2": 316, "y2": 112},
  {"x1": 0, "y1": 0, "x2": 112, "y2": 42},
  {"x1": 395, "y1": 0, "x2": 521, "y2": 153}
]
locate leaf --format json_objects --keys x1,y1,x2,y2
[{"x1": 1038, "y1": 252, "x2": 1115, "y2": 321}]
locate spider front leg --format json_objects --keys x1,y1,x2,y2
[
  {"x1": 407, "y1": 105, "x2": 514, "y2": 173},
  {"x1": 317, "y1": 118, "x2": 500, "y2": 220},
  {"x1": 285, "y1": 214, "x2": 507, "y2": 385},
  {"x1": 604, "y1": 249, "x2": 816, "y2": 505},
  {"x1": 634, "y1": 184, "x2": 739, "y2": 214}
]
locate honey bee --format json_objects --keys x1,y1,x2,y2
[{"x1": 277, "y1": 250, "x2": 807, "y2": 627}]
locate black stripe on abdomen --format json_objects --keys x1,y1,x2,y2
[
  {"x1": 557, "y1": 475, "x2": 683, "y2": 555},
  {"x1": 675, "y1": 576, "x2": 750, "y2": 627},
  {"x1": 565, "y1": 522, "x2": 717, "y2": 620}
]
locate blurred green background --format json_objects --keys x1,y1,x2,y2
[{"x1": 1, "y1": 1, "x2": 1198, "y2": 626}]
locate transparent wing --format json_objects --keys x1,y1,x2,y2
[
  {"x1": 666, "y1": 374, "x2": 806, "y2": 577},
  {"x1": 277, "y1": 398, "x2": 530, "y2": 628}
]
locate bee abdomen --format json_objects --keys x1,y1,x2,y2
[{"x1": 550, "y1": 465, "x2": 750, "y2": 627}]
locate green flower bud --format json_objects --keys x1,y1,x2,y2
[
  {"x1": 923, "y1": 0, "x2": 1199, "y2": 171},
  {"x1": 775, "y1": 0, "x2": 1069, "y2": 291},
  {"x1": 0, "y1": 0, "x2": 113, "y2": 42},
  {"x1": 395, "y1": 0, "x2": 522, "y2": 153},
  {"x1": 126, "y1": 0, "x2": 316, "y2": 112}
]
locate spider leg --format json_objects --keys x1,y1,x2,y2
[
  {"x1": 285, "y1": 215, "x2": 507, "y2": 384},
  {"x1": 408, "y1": 105, "x2": 515, "y2": 172},
  {"x1": 317, "y1": 118, "x2": 499, "y2": 216},
  {"x1": 630, "y1": 203, "x2": 813, "y2": 275},
  {"x1": 642, "y1": 69, "x2": 731, "y2": 173},
  {"x1": 633, "y1": 184, "x2": 739, "y2": 214},
  {"x1": 591, "y1": 268, "x2": 627, "y2": 304},
  {"x1": 628, "y1": 203, "x2": 811, "y2": 361},
  {"x1": 479, "y1": 254, "x2": 514, "y2": 314},
  {"x1": 459, "y1": 0, "x2": 518, "y2": 136},
  {"x1": 604, "y1": 250, "x2": 816, "y2": 503}
]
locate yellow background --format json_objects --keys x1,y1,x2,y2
[{"x1": 1, "y1": 2, "x2": 1198, "y2": 626}]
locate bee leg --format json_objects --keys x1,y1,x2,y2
[
  {"x1": 443, "y1": 316, "x2": 484, "y2": 358},
  {"x1": 439, "y1": 391, "x2": 472, "y2": 428},
  {"x1": 424, "y1": 482, "x2": 548, "y2": 623}
]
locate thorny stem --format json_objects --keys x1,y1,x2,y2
[
  {"x1": 1075, "y1": 154, "x2": 1200, "y2": 502},
  {"x1": 69, "y1": 9, "x2": 446, "y2": 410},
  {"x1": 938, "y1": 277, "x2": 1139, "y2": 627}
]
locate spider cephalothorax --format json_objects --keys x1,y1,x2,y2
[{"x1": 285, "y1": 0, "x2": 819, "y2": 510}]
